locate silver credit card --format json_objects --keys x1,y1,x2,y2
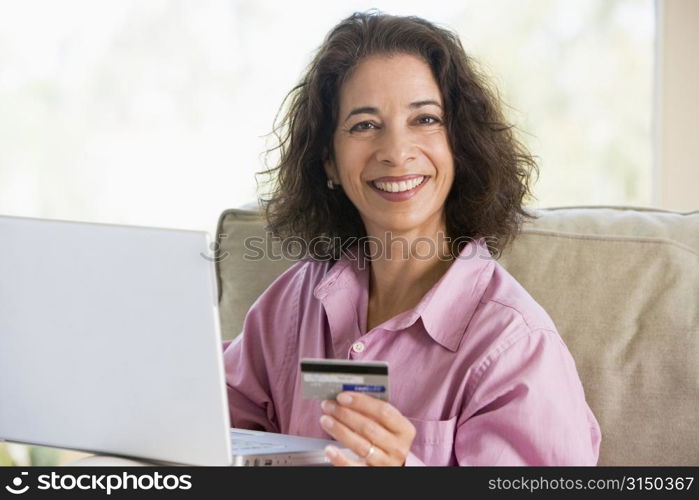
[{"x1": 300, "y1": 358, "x2": 389, "y2": 401}]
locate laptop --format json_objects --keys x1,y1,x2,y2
[{"x1": 0, "y1": 214, "x2": 342, "y2": 466}]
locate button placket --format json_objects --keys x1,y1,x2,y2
[{"x1": 351, "y1": 341, "x2": 365, "y2": 353}]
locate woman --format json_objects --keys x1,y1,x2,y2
[{"x1": 224, "y1": 11, "x2": 601, "y2": 466}]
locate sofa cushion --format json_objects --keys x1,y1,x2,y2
[{"x1": 215, "y1": 205, "x2": 699, "y2": 466}]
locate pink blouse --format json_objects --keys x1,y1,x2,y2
[{"x1": 223, "y1": 237, "x2": 601, "y2": 465}]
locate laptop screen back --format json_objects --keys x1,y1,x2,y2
[{"x1": 0, "y1": 215, "x2": 231, "y2": 465}]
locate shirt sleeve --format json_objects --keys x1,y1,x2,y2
[
  {"x1": 222, "y1": 262, "x2": 306, "y2": 433},
  {"x1": 223, "y1": 333, "x2": 279, "y2": 433},
  {"x1": 451, "y1": 328, "x2": 601, "y2": 466}
]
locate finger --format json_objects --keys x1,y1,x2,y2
[
  {"x1": 324, "y1": 445, "x2": 365, "y2": 467},
  {"x1": 322, "y1": 400, "x2": 403, "y2": 459},
  {"x1": 319, "y1": 415, "x2": 390, "y2": 466},
  {"x1": 337, "y1": 392, "x2": 412, "y2": 437}
]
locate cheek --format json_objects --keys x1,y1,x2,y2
[
  {"x1": 334, "y1": 141, "x2": 372, "y2": 180},
  {"x1": 421, "y1": 134, "x2": 454, "y2": 176}
]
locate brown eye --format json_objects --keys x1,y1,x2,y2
[
  {"x1": 350, "y1": 121, "x2": 379, "y2": 132},
  {"x1": 416, "y1": 115, "x2": 441, "y2": 125}
]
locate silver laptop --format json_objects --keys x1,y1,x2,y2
[{"x1": 0, "y1": 214, "x2": 340, "y2": 466}]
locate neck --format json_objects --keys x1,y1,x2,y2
[{"x1": 362, "y1": 222, "x2": 454, "y2": 332}]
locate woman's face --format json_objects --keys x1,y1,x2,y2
[{"x1": 325, "y1": 53, "x2": 454, "y2": 238}]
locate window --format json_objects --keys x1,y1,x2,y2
[{"x1": 0, "y1": 0, "x2": 654, "y2": 234}]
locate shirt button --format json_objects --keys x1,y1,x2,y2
[{"x1": 352, "y1": 342, "x2": 365, "y2": 353}]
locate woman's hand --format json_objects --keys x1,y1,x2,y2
[{"x1": 319, "y1": 391, "x2": 416, "y2": 466}]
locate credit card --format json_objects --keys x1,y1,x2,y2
[{"x1": 300, "y1": 358, "x2": 389, "y2": 401}]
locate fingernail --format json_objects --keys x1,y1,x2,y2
[
  {"x1": 337, "y1": 393, "x2": 353, "y2": 405},
  {"x1": 320, "y1": 415, "x2": 333, "y2": 429},
  {"x1": 325, "y1": 445, "x2": 338, "y2": 458},
  {"x1": 321, "y1": 400, "x2": 336, "y2": 413}
]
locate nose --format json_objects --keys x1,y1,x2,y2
[{"x1": 375, "y1": 125, "x2": 417, "y2": 167}]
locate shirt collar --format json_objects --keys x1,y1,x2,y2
[
  {"x1": 416, "y1": 237, "x2": 495, "y2": 351},
  {"x1": 313, "y1": 238, "x2": 495, "y2": 352},
  {"x1": 312, "y1": 244, "x2": 366, "y2": 301}
]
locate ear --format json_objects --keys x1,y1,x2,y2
[{"x1": 323, "y1": 149, "x2": 340, "y2": 185}]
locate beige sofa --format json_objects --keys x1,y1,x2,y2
[{"x1": 215, "y1": 205, "x2": 699, "y2": 466}]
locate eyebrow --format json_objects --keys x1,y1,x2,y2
[{"x1": 344, "y1": 100, "x2": 443, "y2": 122}]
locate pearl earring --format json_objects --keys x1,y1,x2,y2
[{"x1": 327, "y1": 179, "x2": 335, "y2": 190}]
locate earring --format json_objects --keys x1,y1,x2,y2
[{"x1": 327, "y1": 179, "x2": 335, "y2": 190}]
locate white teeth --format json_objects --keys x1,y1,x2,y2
[{"x1": 373, "y1": 176, "x2": 425, "y2": 193}]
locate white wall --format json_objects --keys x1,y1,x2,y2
[{"x1": 656, "y1": 0, "x2": 699, "y2": 211}]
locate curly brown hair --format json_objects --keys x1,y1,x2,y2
[{"x1": 259, "y1": 10, "x2": 538, "y2": 259}]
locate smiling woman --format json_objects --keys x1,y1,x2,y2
[{"x1": 224, "y1": 11, "x2": 601, "y2": 466}]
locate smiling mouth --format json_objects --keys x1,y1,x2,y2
[{"x1": 370, "y1": 175, "x2": 428, "y2": 193}]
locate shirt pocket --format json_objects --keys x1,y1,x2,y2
[{"x1": 405, "y1": 415, "x2": 458, "y2": 465}]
